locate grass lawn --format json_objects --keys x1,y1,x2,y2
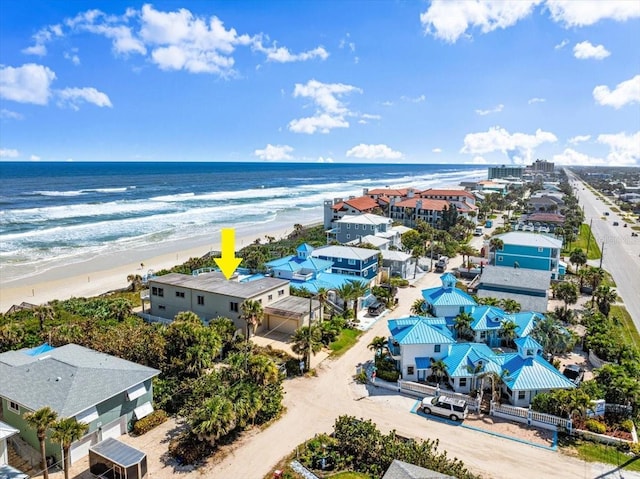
[
  {"x1": 328, "y1": 472, "x2": 372, "y2": 479},
  {"x1": 611, "y1": 207, "x2": 620, "y2": 213},
  {"x1": 564, "y1": 223, "x2": 601, "y2": 260},
  {"x1": 570, "y1": 440, "x2": 640, "y2": 472},
  {"x1": 329, "y1": 328, "x2": 362, "y2": 356},
  {"x1": 610, "y1": 305, "x2": 640, "y2": 348}
]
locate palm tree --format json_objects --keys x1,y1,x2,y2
[
  {"x1": 368, "y1": 336, "x2": 387, "y2": 359},
  {"x1": 429, "y1": 359, "x2": 448, "y2": 386},
  {"x1": 479, "y1": 369, "x2": 510, "y2": 404},
  {"x1": 34, "y1": 305, "x2": 55, "y2": 332},
  {"x1": 531, "y1": 316, "x2": 575, "y2": 361},
  {"x1": 314, "y1": 287, "x2": 330, "y2": 321},
  {"x1": 291, "y1": 324, "x2": 323, "y2": 371},
  {"x1": 569, "y1": 248, "x2": 587, "y2": 273},
  {"x1": 347, "y1": 280, "x2": 369, "y2": 320},
  {"x1": 453, "y1": 312, "x2": 473, "y2": 341},
  {"x1": 554, "y1": 281, "x2": 578, "y2": 318},
  {"x1": 411, "y1": 245, "x2": 423, "y2": 279},
  {"x1": 51, "y1": 418, "x2": 89, "y2": 479},
  {"x1": 457, "y1": 244, "x2": 478, "y2": 268},
  {"x1": 24, "y1": 407, "x2": 58, "y2": 479},
  {"x1": 499, "y1": 298, "x2": 521, "y2": 313},
  {"x1": 499, "y1": 320, "x2": 518, "y2": 348},
  {"x1": 190, "y1": 396, "x2": 237, "y2": 445},
  {"x1": 594, "y1": 285, "x2": 618, "y2": 317},
  {"x1": 489, "y1": 237, "x2": 504, "y2": 265},
  {"x1": 240, "y1": 299, "x2": 264, "y2": 341},
  {"x1": 410, "y1": 298, "x2": 426, "y2": 316},
  {"x1": 335, "y1": 282, "x2": 356, "y2": 317},
  {"x1": 126, "y1": 273, "x2": 143, "y2": 292}
]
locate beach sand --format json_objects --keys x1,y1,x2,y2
[{"x1": 0, "y1": 222, "x2": 308, "y2": 313}]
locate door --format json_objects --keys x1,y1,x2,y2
[
  {"x1": 70, "y1": 431, "x2": 97, "y2": 464},
  {"x1": 101, "y1": 417, "x2": 125, "y2": 441}
]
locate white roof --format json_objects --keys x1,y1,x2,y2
[
  {"x1": 347, "y1": 235, "x2": 389, "y2": 248},
  {"x1": 312, "y1": 245, "x2": 380, "y2": 260},
  {"x1": 381, "y1": 250, "x2": 412, "y2": 261},
  {"x1": 390, "y1": 225, "x2": 413, "y2": 235},
  {"x1": 0, "y1": 421, "x2": 19, "y2": 441},
  {"x1": 336, "y1": 214, "x2": 391, "y2": 226},
  {"x1": 497, "y1": 232, "x2": 562, "y2": 248}
]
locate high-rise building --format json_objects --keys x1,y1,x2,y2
[
  {"x1": 530, "y1": 159, "x2": 555, "y2": 173},
  {"x1": 488, "y1": 165, "x2": 524, "y2": 179}
]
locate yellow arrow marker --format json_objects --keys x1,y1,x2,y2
[{"x1": 214, "y1": 228, "x2": 243, "y2": 279}]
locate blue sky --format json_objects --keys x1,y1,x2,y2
[{"x1": 1, "y1": 1, "x2": 639, "y2": 165}]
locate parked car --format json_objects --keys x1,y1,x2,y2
[
  {"x1": 434, "y1": 256, "x2": 449, "y2": 273},
  {"x1": 613, "y1": 221, "x2": 619, "y2": 226},
  {"x1": 367, "y1": 301, "x2": 385, "y2": 316},
  {"x1": 474, "y1": 227, "x2": 484, "y2": 236},
  {"x1": 420, "y1": 395, "x2": 468, "y2": 421},
  {"x1": 562, "y1": 364, "x2": 585, "y2": 385},
  {"x1": 604, "y1": 212, "x2": 610, "y2": 216}
]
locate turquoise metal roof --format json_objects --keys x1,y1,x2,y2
[
  {"x1": 501, "y1": 354, "x2": 576, "y2": 391},
  {"x1": 297, "y1": 243, "x2": 314, "y2": 253},
  {"x1": 443, "y1": 343, "x2": 501, "y2": 378},
  {"x1": 292, "y1": 272, "x2": 368, "y2": 293},
  {"x1": 264, "y1": 255, "x2": 296, "y2": 267},
  {"x1": 299, "y1": 257, "x2": 333, "y2": 271},
  {"x1": 469, "y1": 306, "x2": 506, "y2": 331},
  {"x1": 506, "y1": 312, "x2": 543, "y2": 337},
  {"x1": 514, "y1": 336, "x2": 543, "y2": 351},
  {"x1": 422, "y1": 286, "x2": 477, "y2": 307},
  {"x1": 389, "y1": 318, "x2": 454, "y2": 345}
]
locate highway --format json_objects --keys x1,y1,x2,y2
[{"x1": 566, "y1": 169, "x2": 640, "y2": 333}]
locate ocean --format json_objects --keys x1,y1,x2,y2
[{"x1": 0, "y1": 162, "x2": 484, "y2": 284}]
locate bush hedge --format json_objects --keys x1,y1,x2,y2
[
  {"x1": 620, "y1": 419, "x2": 635, "y2": 433},
  {"x1": 132, "y1": 409, "x2": 167, "y2": 435},
  {"x1": 585, "y1": 419, "x2": 607, "y2": 434}
]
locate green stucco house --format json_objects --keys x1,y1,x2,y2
[{"x1": 0, "y1": 344, "x2": 160, "y2": 466}]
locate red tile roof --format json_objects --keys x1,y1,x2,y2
[
  {"x1": 332, "y1": 196, "x2": 379, "y2": 211},
  {"x1": 420, "y1": 188, "x2": 475, "y2": 200},
  {"x1": 394, "y1": 198, "x2": 450, "y2": 211},
  {"x1": 367, "y1": 188, "x2": 411, "y2": 197}
]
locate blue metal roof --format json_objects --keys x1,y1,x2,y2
[
  {"x1": 422, "y1": 286, "x2": 477, "y2": 307},
  {"x1": 443, "y1": 343, "x2": 501, "y2": 378},
  {"x1": 291, "y1": 272, "x2": 368, "y2": 293},
  {"x1": 500, "y1": 354, "x2": 576, "y2": 391},
  {"x1": 389, "y1": 318, "x2": 454, "y2": 345},
  {"x1": 469, "y1": 306, "x2": 506, "y2": 331},
  {"x1": 506, "y1": 312, "x2": 543, "y2": 337},
  {"x1": 297, "y1": 243, "x2": 314, "y2": 253},
  {"x1": 514, "y1": 336, "x2": 543, "y2": 351},
  {"x1": 264, "y1": 255, "x2": 295, "y2": 267}
]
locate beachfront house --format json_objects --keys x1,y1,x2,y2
[
  {"x1": 147, "y1": 272, "x2": 320, "y2": 335},
  {"x1": 421, "y1": 273, "x2": 477, "y2": 318},
  {"x1": 328, "y1": 214, "x2": 395, "y2": 245},
  {"x1": 380, "y1": 250, "x2": 413, "y2": 279},
  {"x1": 0, "y1": 344, "x2": 160, "y2": 466},
  {"x1": 310, "y1": 245, "x2": 379, "y2": 282},
  {"x1": 323, "y1": 196, "x2": 380, "y2": 229},
  {"x1": 487, "y1": 232, "x2": 565, "y2": 279},
  {"x1": 390, "y1": 198, "x2": 450, "y2": 228}
]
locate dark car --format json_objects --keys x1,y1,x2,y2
[
  {"x1": 563, "y1": 364, "x2": 585, "y2": 385},
  {"x1": 367, "y1": 301, "x2": 385, "y2": 316}
]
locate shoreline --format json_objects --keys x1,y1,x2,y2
[{"x1": 0, "y1": 218, "x2": 321, "y2": 313}]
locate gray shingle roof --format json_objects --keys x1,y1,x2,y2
[
  {"x1": 382, "y1": 460, "x2": 456, "y2": 479},
  {"x1": 478, "y1": 265, "x2": 551, "y2": 292},
  {"x1": 0, "y1": 344, "x2": 160, "y2": 418}
]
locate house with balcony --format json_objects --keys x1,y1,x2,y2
[
  {"x1": 421, "y1": 273, "x2": 477, "y2": 318},
  {"x1": 0, "y1": 344, "x2": 160, "y2": 466},
  {"x1": 323, "y1": 196, "x2": 381, "y2": 229},
  {"x1": 147, "y1": 271, "x2": 320, "y2": 335},
  {"x1": 390, "y1": 198, "x2": 450, "y2": 228},
  {"x1": 329, "y1": 214, "x2": 397, "y2": 246},
  {"x1": 310, "y1": 245, "x2": 379, "y2": 283},
  {"x1": 420, "y1": 189, "x2": 478, "y2": 222},
  {"x1": 380, "y1": 250, "x2": 413, "y2": 279},
  {"x1": 489, "y1": 232, "x2": 565, "y2": 279}
]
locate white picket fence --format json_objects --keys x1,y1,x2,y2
[{"x1": 490, "y1": 402, "x2": 573, "y2": 432}]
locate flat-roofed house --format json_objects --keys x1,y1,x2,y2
[
  {"x1": 311, "y1": 245, "x2": 380, "y2": 282},
  {"x1": 0, "y1": 344, "x2": 160, "y2": 466},
  {"x1": 489, "y1": 232, "x2": 565, "y2": 279},
  {"x1": 147, "y1": 272, "x2": 319, "y2": 335},
  {"x1": 474, "y1": 265, "x2": 551, "y2": 313},
  {"x1": 330, "y1": 214, "x2": 395, "y2": 245}
]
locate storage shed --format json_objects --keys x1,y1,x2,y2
[{"x1": 89, "y1": 438, "x2": 147, "y2": 479}]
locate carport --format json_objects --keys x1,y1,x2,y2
[{"x1": 89, "y1": 438, "x2": 147, "y2": 479}]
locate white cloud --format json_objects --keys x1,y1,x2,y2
[
  {"x1": 546, "y1": 0, "x2": 640, "y2": 27},
  {"x1": 64, "y1": 51, "x2": 81, "y2": 65},
  {"x1": 254, "y1": 43, "x2": 328, "y2": 63},
  {"x1": 475, "y1": 104, "x2": 504, "y2": 116},
  {"x1": 317, "y1": 156, "x2": 334, "y2": 163},
  {"x1": 346, "y1": 144, "x2": 403, "y2": 160},
  {"x1": 30, "y1": 155, "x2": 41, "y2": 161},
  {"x1": 432, "y1": 148, "x2": 442, "y2": 153},
  {"x1": 593, "y1": 74, "x2": 640, "y2": 109},
  {"x1": 420, "y1": 0, "x2": 542, "y2": 43},
  {"x1": 598, "y1": 131, "x2": 640, "y2": 166},
  {"x1": 471, "y1": 156, "x2": 488, "y2": 164},
  {"x1": 0, "y1": 109, "x2": 24, "y2": 120},
  {"x1": 554, "y1": 39, "x2": 569, "y2": 50},
  {"x1": 288, "y1": 79, "x2": 362, "y2": 134},
  {"x1": 361, "y1": 113, "x2": 381, "y2": 120},
  {"x1": 254, "y1": 144, "x2": 293, "y2": 161},
  {"x1": 553, "y1": 148, "x2": 605, "y2": 166},
  {"x1": 461, "y1": 126, "x2": 558, "y2": 163},
  {"x1": 22, "y1": 24, "x2": 63, "y2": 56},
  {"x1": 56, "y1": 87, "x2": 113, "y2": 110},
  {"x1": 568, "y1": 134, "x2": 591, "y2": 144},
  {"x1": 0, "y1": 148, "x2": 19, "y2": 158},
  {"x1": 573, "y1": 41, "x2": 610, "y2": 60},
  {"x1": 0, "y1": 63, "x2": 56, "y2": 105},
  {"x1": 401, "y1": 94, "x2": 426, "y2": 103},
  {"x1": 528, "y1": 97, "x2": 546, "y2": 104}
]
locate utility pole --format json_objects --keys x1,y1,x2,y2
[
  {"x1": 307, "y1": 294, "x2": 313, "y2": 371},
  {"x1": 586, "y1": 218, "x2": 593, "y2": 256},
  {"x1": 599, "y1": 242, "x2": 605, "y2": 269}
]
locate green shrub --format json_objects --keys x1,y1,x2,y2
[
  {"x1": 168, "y1": 431, "x2": 213, "y2": 465},
  {"x1": 132, "y1": 409, "x2": 167, "y2": 435},
  {"x1": 585, "y1": 419, "x2": 607, "y2": 434},
  {"x1": 354, "y1": 370, "x2": 368, "y2": 384},
  {"x1": 620, "y1": 419, "x2": 635, "y2": 433},
  {"x1": 390, "y1": 278, "x2": 409, "y2": 288},
  {"x1": 376, "y1": 368, "x2": 400, "y2": 382}
]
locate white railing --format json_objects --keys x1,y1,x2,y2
[
  {"x1": 137, "y1": 312, "x2": 172, "y2": 324},
  {"x1": 490, "y1": 402, "x2": 572, "y2": 432}
]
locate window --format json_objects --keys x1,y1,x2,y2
[
  {"x1": 407, "y1": 366, "x2": 415, "y2": 375},
  {"x1": 355, "y1": 224, "x2": 359, "y2": 229},
  {"x1": 348, "y1": 259, "x2": 356, "y2": 265},
  {"x1": 175, "y1": 291, "x2": 185, "y2": 298},
  {"x1": 480, "y1": 331, "x2": 487, "y2": 339},
  {"x1": 159, "y1": 305, "x2": 166, "y2": 310},
  {"x1": 518, "y1": 391, "x2": 526, "y2": 400},
  {"x1": 346, "y1": 234, "x2": 351, "y2": 239},
  {"x1": 538, "y1": 247, "x2": 544, "y2": 253},
  {"x1": 197, "y1": 295, "x2": 205, "y2": 306},
  {"x1": 434, "y1": 344, "x2": 441, "y2": 353},
  {"x1": 459, "y1": 378, "x2": 467, "y2": 387},
  {"x1": 268, "y1": 294, "x2": 273, "y2": 301},
  {"x1": 526, "y1": 348, "x2": 534, "y2": 356},
  {"x1": 278, "y1": 289, "x2": 285, "y2": 296},
  {"x1": 498, "y1": 256, "x2": 503, "y2": 262},
  {"x1": 8, "y1": 401, "x2": 19, "y2": 413},
  {"x1": 347, "y1": 224, "x2": 351, "y2": 229},
  {"x1": 230, "y1": 302, "x2": 238, "y2": 312}
]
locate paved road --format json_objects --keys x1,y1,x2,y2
[{"x1": 566, "y1": 169, "x2": 640, "y2": 332}]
